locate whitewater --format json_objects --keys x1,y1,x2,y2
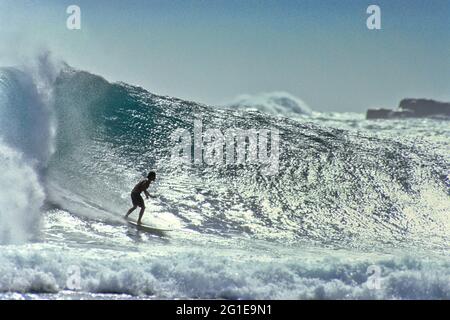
[{"x1": 0, "y1": 62, "x2": 449, "y2": 299}]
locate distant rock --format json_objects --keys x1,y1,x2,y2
[
  {"x1": 399, "y1": 99, "x2": 450, "y2": 117},
  {"x1": 366, "y1": 98, "x2": 450, "y2": 119},
  {"x1": 225, "y1": 92, "x2": 312, "y2": 116}
]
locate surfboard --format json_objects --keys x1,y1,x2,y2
[{"x1": 126, "y1": 219, "x2": 172, "y2": 235}]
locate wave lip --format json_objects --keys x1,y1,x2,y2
[{"x1": 0, "y1": 61, "x2": 57, "y2": 166}]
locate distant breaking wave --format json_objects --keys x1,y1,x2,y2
[{"x1": 225, "y1": 91, "x2": 312, "y2": 117}]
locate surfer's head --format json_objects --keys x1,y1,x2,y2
[{"x1": 147, "y1": 171, "x2": 156, "y2": 181}]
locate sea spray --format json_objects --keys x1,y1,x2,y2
[
  {"x1": 0, "y1": 55, "x2": 60, "y2": 243},
  {"x1": 0, "y1": 141, "x2": 44, "y2": 243}
]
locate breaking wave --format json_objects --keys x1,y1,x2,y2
[{"x1": 0, "y1": 63, "x2": 448, "y2": 299}]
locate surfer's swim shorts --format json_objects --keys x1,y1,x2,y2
[{"x1": 131, "y1": 192, "x2": 144, "y2": 207}]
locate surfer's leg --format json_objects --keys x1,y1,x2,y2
[
  {"x1": 127, "y1": 192, "x2": 142, "y2": 218},
  {"x1": 125, "y1": 206, "x2": 137, "y2": 218},
  {"x1": 137, "y1": 207, "x2": 145, "y2": 224},
  {"x1": 135, "y1": 194, "x2": 145, "y2": 224}
]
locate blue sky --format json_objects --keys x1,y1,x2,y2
[{"x1": 0, "y1": 0, "x2": 448, "y2": 112}]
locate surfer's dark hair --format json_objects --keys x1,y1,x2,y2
[{"x1": 147, "y1": 171, "x2": 156, "y2": 180}]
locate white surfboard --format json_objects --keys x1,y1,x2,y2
[{"x1": 126, "y1": 219, "x2": 172, "y2": 235}]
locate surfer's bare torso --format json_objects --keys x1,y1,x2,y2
[{"x1": 132, "y1": 179, "x2": 151, "y2": 194}]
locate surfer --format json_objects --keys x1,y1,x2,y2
[{"x1": 125, "y1": 171, "x2": 156, "y2": 224}]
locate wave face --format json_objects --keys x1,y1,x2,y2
[
  {"x1": 0, "y1": 65, "x2": 449, "y2": 299},
  {"x1": 40, "y1": 68, "x2": 449, "y2": 249}
]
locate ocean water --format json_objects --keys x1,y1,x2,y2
[{"x1": 0, "y1": 65, "x2": 449, "y2": 300}]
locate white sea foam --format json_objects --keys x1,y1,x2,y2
[{"x1": 0, "y1": 242, "x2": 448, "y2": 299}]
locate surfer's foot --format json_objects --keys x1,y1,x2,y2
[{"x1": 137, "y1": 220, "x2": 142, "y2": 225}]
